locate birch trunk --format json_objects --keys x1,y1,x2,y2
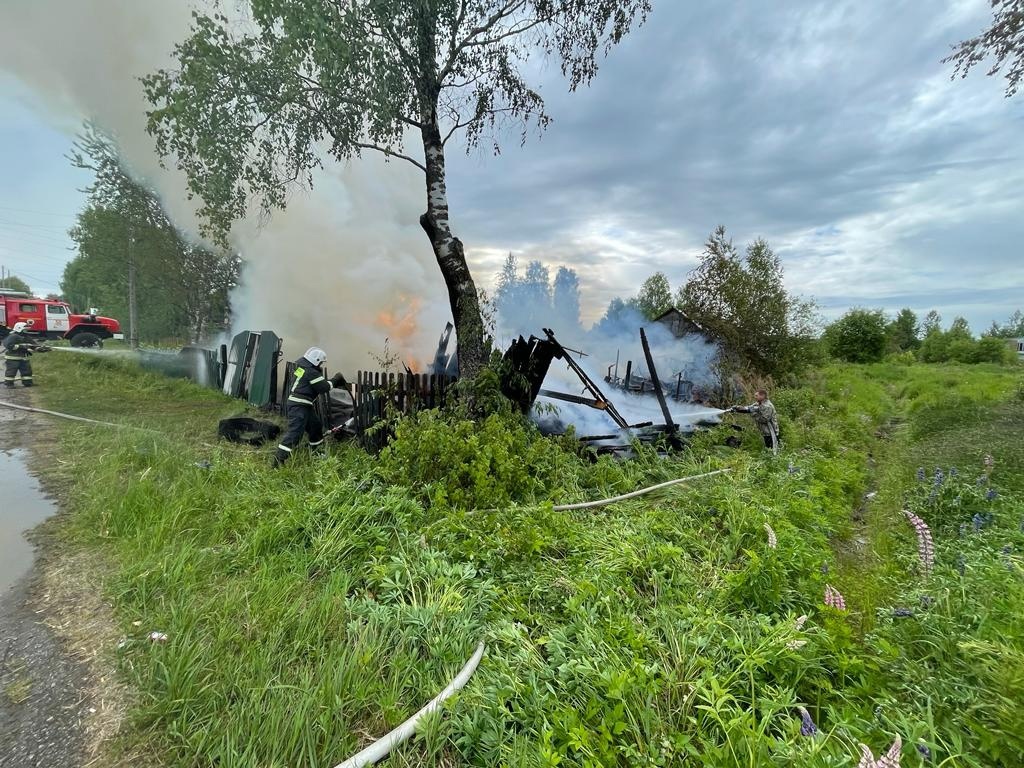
[{"x1": 419, "y1": 115, "x2": 486, "y2": 379}]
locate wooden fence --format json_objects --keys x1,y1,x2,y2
[
  {"x1": 280, "y1": 366, "x2": 457, "y2": 451},
  {"x1": 352, "y1": 371, "x2": 457, "y2": 452}
]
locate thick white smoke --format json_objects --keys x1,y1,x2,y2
[{"x1": 0, "y1": 0, "x2": 449, "y2": 374}]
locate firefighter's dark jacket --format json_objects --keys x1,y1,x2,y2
[
  {"x1": 287, "y1": 356, "x2": 334, "y2": 406},
  {"x1": 2, "y1": 332, "x2": 34, "y2": 361}
]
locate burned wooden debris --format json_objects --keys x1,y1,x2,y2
[{"x1": 497, "y1": 328, "x2": 716, "y2": 456}]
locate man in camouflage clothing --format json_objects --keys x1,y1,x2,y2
[{"x1": 730, "y1": 388, "x2": 780, "y2": 451}]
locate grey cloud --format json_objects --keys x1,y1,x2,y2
[{"x1": 450, "y1": 1, "x2": 1023, "y2": 330}]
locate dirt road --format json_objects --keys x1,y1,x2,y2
[{"x1": 0, "y1": 389, "x2": 88, "y2": 768}]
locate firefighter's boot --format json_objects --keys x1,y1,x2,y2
[{"x1": 272, "y1": 445, "x2": 292, "y2": 468}]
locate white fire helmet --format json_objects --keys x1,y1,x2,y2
[
  {"x1": 12, "y1": 322, "x2": 28, "y2": 333},
  {"x1": 304, "y1": 346, "x2": 327, "y2": 366}
]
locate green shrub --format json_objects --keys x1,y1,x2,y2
[{"x1": 824, "y1": 308, "x2": 888, "y2": 363}]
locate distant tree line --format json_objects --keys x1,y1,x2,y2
[
  {"x1": 62, "y1": 123, "x2": 239, "y2": 345},
  {"x1": 824, "y1": 307, "x2": 1021, "y2": 365},
  {"x1": 493, "y1": 254, "x2": 583, "y2": 338},
  {"x1": 0, "y1": 275, "x2": 32, "y2": 295}
]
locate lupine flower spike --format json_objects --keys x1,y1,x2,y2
[
  {"x1": 763, "y1": 523, "x2": 778, "y2": 549},
  {"x1": 787, "y1": 615, "x2": 808, "y2": 649},
  {"x1": 903, "y1": 511, "x2": 934, "y2": 574},
  {"x1": 824, "y1": 584, "x2": 846, "y2": 611},
  {"x1": 797, "y1": 706, "x2": 817, "y2": 736},
  {"x1": 857, "y1": 736, "x2": 902, "y2": 768}
]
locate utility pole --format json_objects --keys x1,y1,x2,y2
[{"x1": 128, "y1": 228, "x2": 139, "y2": 350}]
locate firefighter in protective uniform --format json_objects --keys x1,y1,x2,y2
[
  {"x1": 273, "y1": 347, "x2": 346, "y2": 466},
  {"x1": 3, "y1": 322, "x2": 38, "y2": 388}
]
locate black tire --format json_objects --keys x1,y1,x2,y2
[
  {"x1": 70, "y1": 332, "x2": 102, "y2": 348},
  {"x1": 218, "y1": 417, "x2": 282, "y2": 446}
]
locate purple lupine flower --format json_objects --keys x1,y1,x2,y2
[
  {"x1": 973, "y1": 513, "x2": 985, "y2": 532},
  {"x1": 976, "y1": 475, "x2": 988, "y2": 487},
  {"x1": 820, "y1": 562, "x2": 830, "y2": 575},
  {"x1": 916, "y1": 467, "x2": 926, "y2": 482},
  {"x1": 893, "y1": 607, "x2": 914, "y2": 618},
  {"x1": 986, "y1": 488, "x2": 998, "y2": 501},
  {"x1": 949, "y1": 466, "x2": 957, "y2": 477},
  {"x1": 763, "y1": 523, "x2": 778, "y2": 549},
  {"x1": 933, "y1": 468, "x2": 944, "y2": 485},
  {"x1": 916, "y1": 743, "x2": 931, "y2": 760},
  {"x1": 1002, "y1": 544, "x2": 1013, "y2": 555},
  {"x1": 919, "y1": 595, "x2": 934, "y2": 608},
  {"x1": 824, "y1": 584, "x2": 846, "y2": 611},
  {"x1": 797, "y1": 706, "x2": 817, "y2": 736},
  {"x1": 904, "y1": 510, "x2": 935, "y2": 574}
]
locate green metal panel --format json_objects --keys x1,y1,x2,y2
[
  {"x1": 247, "y1": 331, "x2": 281, "y2": 408},
  {"x1": 223, "y1": 331, "x2": 253, "y2": 398}
]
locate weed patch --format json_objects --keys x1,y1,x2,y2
[{"x1": 31, "y1": 352, "x2": 1024, "y2": 766}]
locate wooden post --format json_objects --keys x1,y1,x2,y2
[{"x1": 640, "y1": 327, "x2": 675, "y2": 430}]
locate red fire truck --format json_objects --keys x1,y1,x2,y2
[{"x1": 0, "y1": 292, "x2": 123, "y2": 347}]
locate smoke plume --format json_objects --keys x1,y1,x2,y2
[{"x1": 0, "y1": 0, "x2": 449, "y2": 374}]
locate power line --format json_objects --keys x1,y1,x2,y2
[
  {"x1": 0, "y1": 205, "x2": 78, "y2": 219},
  {"x1": 0, "y1": 217, "x2": 74, "y2": 233}
]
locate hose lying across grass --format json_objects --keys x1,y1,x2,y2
[
  {"x1": 0, "y1": 398, "x2": 156, "y2": 431},
  {"x1": 552, "y1": 467, "x2": 733, "y2": 510},
  {"x1": 332, "y1": 641, "x2": 486, "y2": 768}
]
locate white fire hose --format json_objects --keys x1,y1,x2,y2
[
  {"x1": 332, "y1": 641, "x2": 485, "y2": 768},
  {"x1": 0, "y1": 399, "x2": 155, "y2": 431},
  {"x1": 552, "y1": 468, "x2": 732, "y2": 510}
]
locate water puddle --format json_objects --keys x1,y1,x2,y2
[{"x1": 0, "y1": 448, "x2": 58, "y2": 594}]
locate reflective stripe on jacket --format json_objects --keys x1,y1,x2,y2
[
  {"x1": 287, "y1": 356, "x2": 333, "y2": 405},
  {"x1": 2, "y1": 332, "x2": 33, "y2": 361}
]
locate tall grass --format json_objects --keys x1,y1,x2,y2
[{"x1": 32, "y1": 351, "x2": 1024, "y2": 767}]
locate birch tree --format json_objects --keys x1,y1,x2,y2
[{"x1": 144, "y1": 0, "x2": 651, "y2": 377}]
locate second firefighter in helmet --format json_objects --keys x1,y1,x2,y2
[
  {"x1": 3, "y1": 322, "x2": 39, "y2": 388},
  {"x1": 273, "y1": 346, "x2": 347, "y2": 466}
]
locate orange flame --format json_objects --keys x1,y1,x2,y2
[{"x1": 375, "y1": 296, "x2": 423, "y2": 370}]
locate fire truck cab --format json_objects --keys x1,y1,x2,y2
[{"x1": 0, "y1": 292, "x2": 123, "y2": 347}]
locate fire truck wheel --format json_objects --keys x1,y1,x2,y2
[{"x1": 70, "y1": 332, "x2": 102, "y2": 348}]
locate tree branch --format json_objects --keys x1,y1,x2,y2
[
  {"x1": 353, "y1": 142, "x2": 427, "y2": 172},
  {"x1": 437, "y1": 0, "x2": 528, "y2": 84}
]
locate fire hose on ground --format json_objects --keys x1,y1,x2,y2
[
  {"x1": 331, "y1": 468, "x2": 731, "y2": 766},
  {"x1": 331, "y1": 641, "x2": 486, "y2": 768},
  {"x1": 0, "y1": 399, "x2": 156, "y2": 432},
  {"x1": 552, "y1": 467, "x2": 732, "y2": 510},
  {"x1": 1, "y1": 393, "x2": 735, "y2": 766}
]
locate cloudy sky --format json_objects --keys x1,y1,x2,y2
[{"x1": 0, "y1": 0, "x2": 1021, "y2": 335}]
